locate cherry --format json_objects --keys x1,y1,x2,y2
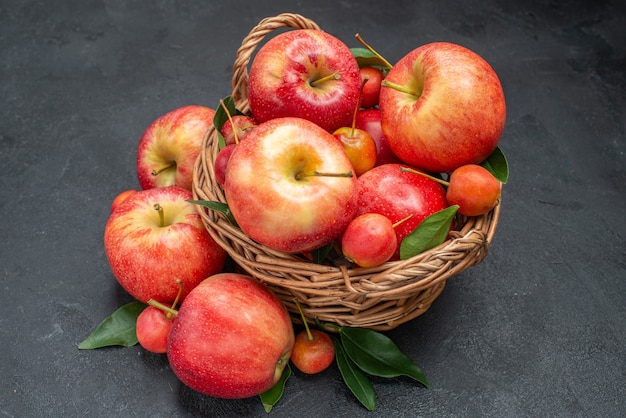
[
  {"x1": 135, "y1": 279, "x2": 182, "y2": 354},
  {"x1": 290, "y1": 300, "x2": 335, "y2": 374}
]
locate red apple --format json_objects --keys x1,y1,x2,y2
[
  {"x1": 137, "y1": 105, "x2": 215, "y2": 191},
  {"x1": 247, "y1": 29, "x2": 362, "y2": 133},
  {"x1": 104, "y1": 186, "x2": 227, "y2": 304},
  {"x1": 359, "y1": 66, "x2": 384, "y2": 108},
  {"x1": 110, "y1": 189, "x2": 137, "y2": 213},
  {"x1": 355, "y1": 108, "x2": 401, "y2": 166},
  {"x1": 167, "y1": 273, "x2": 295, "y2": 399},
  {"x1": 224, "y1": 117, "x2": 357, "y2": 254},
  {"x1": 356, "y1": 164, "x2": 448, "y2": 259},
  {"x1": 379, "y1": 42, "x2": 506, "y2": 173}
]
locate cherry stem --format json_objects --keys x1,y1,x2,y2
[
  {"x1": 147, "y1": 299, "x2": 179, "y2": 317},
  {"x1": 294, "y1": 299, "x2": 314, "y2": 341},
  {"x1": 354, "y1": 33, "x2": 393, "y2": 69},
  {"x1": 392, "y1": 214, "x2": 414, "y2": 229},
  {"x1": 151, "y1": 162, "x2": 175, "y2": 176},
  {"x1": 153, "y1": 204, "x2": 165, "y2": 227},
  {"x1": 310, "y1": 72, "x2": 340, "y2": 87},
  {"x1": 296, "y1": 170, "x2": 353, "y2": 180},
  {"x1": 381, "y1": 79, "x2": 419, "y2": 98},
  {"x1": 400, "y1": 166, "x2": 450, "y2": 186},
  {"x1": 220, "y1": 99, "x2": 239, "y2": 144}
]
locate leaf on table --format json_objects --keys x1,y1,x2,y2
[
  {"x1": 333, "y1": 335, "x2": 377, "y2": 411},
  {"x1": 260, "y1": 364, "x2": 291, "y2": 413},
  {"x1": 340, "y1": 327, "x2": 429, "y2": 387},
  {"x1": 480, "y1": 146, "x2": 509, "y2": 184},
  {"x1": 399, "y1": 205, "x2": 458, "y2": 260},
  {"x1": 78, "y1": 301, "x2": 147, "y2": 350}
]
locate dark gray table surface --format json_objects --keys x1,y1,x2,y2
[{"x1": 2, "y1": 0, "x2": 625, "y2": 417}]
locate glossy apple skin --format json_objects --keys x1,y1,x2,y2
[
  {"x1": 359, "y1": 66, "x2": 384, "y2": 109},
  {"x1": 247, "y1": 29, "x2": 361, "y2": 133},
  {"x1": 137, "y1": 105, "x2": 215, "y2": 191},
  {"x1": 355, "y1": 109, "x2": 401, "y2": 166},
  {"x1": 135, "y1": 305, "x2": 172, "y2": 354},
  {"x1": 341, "y1": 213, "x2": 397, "y2": 267},
  {"x1": 447, "y1": 164, "x2": 502, "y2": 216},
  {"x1": 379, "y1": 42, "x2": 506, "y2": 173},
  {"x1": 356, "y1": 164, "x2": 448, "y2": 260},
  {"x1": 167, "y1": 273, "x2": 295, "y2": 399},
  {"x1": 224, "y1": 117, "x2": 358, "y2": 254},
  {"x1": 291, "y1": 329, "x2": 335, "y2": 375},
  {"x1": 110, "y1": 189, "x2": 137, "y2": 213},
  {"x1": 104, "y1": 186, "x2": 227, "y2": 304}
]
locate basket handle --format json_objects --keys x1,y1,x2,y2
[{"x1": 231, "y1": 13, "x2": 322, "y2": 113}]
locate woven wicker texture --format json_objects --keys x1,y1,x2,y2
[{"x1": 192, "y1": 13, "x2": 501, "y2": 330}]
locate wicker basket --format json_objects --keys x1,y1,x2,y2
[{"x1": 192, "y1": 13, "x2": 501, "y2": 331}]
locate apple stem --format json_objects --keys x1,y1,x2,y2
[
  {"x1": 392, "y1": 214, "x2": 414, "y2": 229},
  {"x1": 166, "y1": 279, "x2": 184, "y2": 319},
  {"x1": 294, "y1": 299, "x2": 314, "y2": 341},
  {"x1": 147, "y1": 299, "x2": 179, "y2": 317},
  {"x1": 151, "y1": 162, "x2": 176, "y2": 177},
  {"x1": 310, "y1": 72, "x2": 340, "y2": 87},
  {"x1": 153, "y1": 203, "x2": 165, "y2": 227},
  {"x1": 296, "y1": 170, "x2": 354, "y2": 180},
  {"x1": 400, "y1": 166, "x2": 450, "y2": 186},
  {"x1": 220, "y1": 99, "x2": 239, "y2": 144},
  {"x1": 354, "y1": 33, "x2": 393, "y2": 69},
  {"x1": 350, "y1": 76, "x2": 370, "y2": 137},
  {"x1": 381, "y1": 79, "x2": 420, "y2": 98}
]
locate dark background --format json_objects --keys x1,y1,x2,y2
[{"x1": 2, "y1": 0, "x2": 625, "y2": 416}]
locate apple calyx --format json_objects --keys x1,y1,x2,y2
[
  {"x1": 295, "y1": 170, "x2": 354, "y2": 180},
  {"x1": 151, "y1": 162, "x2": 176, "y2": 177},
  {"x1": 309, "y1": 72, "x2": 340, "y2": 87},
  {"x1": 400, "y1": 166, "x2": 449, "y2": 186},
  {"x1": 147, "y1": 279, "x2": 183, "y2": 319},
  {"x1": 381, "y1": 79, "x2": 421, "y2": 98},
  {"x1": 355, "y1": 33, "x2": 393, "y2": 70}
]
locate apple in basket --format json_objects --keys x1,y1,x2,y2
[
  {"x1": 224, "y1": 117, "x2": 358, "y2": 254},
  {"x1": 355, "y1": 163, "x2": 448, "y2": 260},
  {"x1": 167, "y1": 273, "x2": 294, "y2": 399},
  {"x1": 104, "y1": 186, "x2": 227, "y2": 304},
  {"x1": 247, "y1": 29, "x2": 362, "y2": 133},
  {"x1": 137, "y1": 105, "x2": 215, "y2": 191},
  {"x1": 379, "y1": 42, "x2": 506, "y2": 173}
]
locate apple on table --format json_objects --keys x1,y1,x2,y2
[{"x1": 104, "y1": 186, "x2": 227, "y2": 304}]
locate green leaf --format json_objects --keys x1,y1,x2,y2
[
  {"x1": 399, "y1": 205, "x2": 459, "y2": 260},
  {"x1": 187, "y1": 199, "x2": 237, "y2": 226},
  {"x1": 78, "y1": 301, "x2": 147, "y2": 349},
  {"x1": 213, "y1": 95, "x2": 244, "y2": 149},
  {"x1": 259, "y1": 364, "x2": 291, "y2": 413},
  {"x1": 350, "y1": 47, "x2": 391, "y2": 69},
  {"x1": 340, "y1": 327, "x2": 428, "y2": 387},
  {"x1": 480, "y1": 146, "x2": 509, "y2": 184},
  {"x1": 333, "y1": 335, "x2": 377, "y2": 411}
]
